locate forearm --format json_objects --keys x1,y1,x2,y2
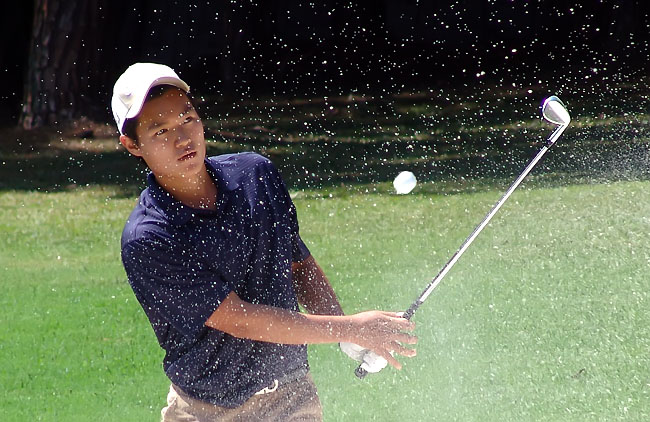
[
  {"x1": 205, "y1": 291, "x2": 352, "y2": 344},
  {"x1": 292, "y1": 255, "x2": 344, "y2": 316},
  {"x1": 205, "y1": 291, "x2": 417, "y2": 369}
]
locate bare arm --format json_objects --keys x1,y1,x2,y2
[
  {"x1": 291, "y1": 255, "x2": 344, "y2": 316},
  {"x1": 205, "y1": 291, "x2": 417, "y2": 369}
]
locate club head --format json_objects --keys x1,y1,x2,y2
[{"x1": 542, "y1": 96, "x2": 570, "y2": 126}]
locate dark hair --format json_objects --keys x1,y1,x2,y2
[{"x1": 122, "y1": 84, "x2": 193, "y2": 144}]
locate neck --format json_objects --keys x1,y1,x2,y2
[{"x1": 155, "y1": 165, "x2": 218, "y2": 210}]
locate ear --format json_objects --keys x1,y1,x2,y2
[{"x1": 120, "y1": 134, "x2": 143, "y2": 157}]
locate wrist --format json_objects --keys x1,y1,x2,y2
[{"x1": 330, "y1": 314, "x2": 355, "y2": 343}]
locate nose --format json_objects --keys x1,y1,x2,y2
[{"x1": 173, "y1": 126, "x2": 192, "y2": 148}]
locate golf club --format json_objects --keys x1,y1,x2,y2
[{"x1": 355, "y1": 96, "x2": 571, "y2": 378}]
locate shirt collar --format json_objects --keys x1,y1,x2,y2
[{"x1": 146, "y1": 158, "x2": 240, "y2": 226}]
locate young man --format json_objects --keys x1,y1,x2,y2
[{"x1": 112, "y1": 63, "x2": 417, "y2": 421}]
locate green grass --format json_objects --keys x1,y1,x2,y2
[
  {"x1": 2, "y1": 76, "x2": 650, "y2": 420},
  {"x1": 2, "y1": 179, "x2": 650, "y2": 421},
  {"x1": 0, "y1": 188, "x2": 167, "y2": 421},
  {"x1": 302, "y1": 183, "x2": 650, "y2": 421}
]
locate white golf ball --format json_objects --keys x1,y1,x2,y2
[{"x1": 393, "y1": 171, "x2": 417, "y2": 194}]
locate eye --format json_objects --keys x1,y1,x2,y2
[
  {"x1": 155, "y1": 128, "x2": 168, "y2": 136},
  {"x1": 184, "y1": 115, "x2": 199, "y2": 124}
]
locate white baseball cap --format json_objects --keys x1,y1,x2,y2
[{"x1": 111, "y1": 62, "x2": 190, "y2": 134}]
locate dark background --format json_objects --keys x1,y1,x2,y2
[{"x1": 1, "y1": 1, "x2": 649, "y2": 130}]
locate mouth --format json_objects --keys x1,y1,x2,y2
[{"x1": 178, "y1": 151, "x2": 197, "y2": 161}]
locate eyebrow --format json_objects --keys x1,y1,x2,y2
[{"x1": 145, "y1": 102, "x2": 195, "y2": 132}]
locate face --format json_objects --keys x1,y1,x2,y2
[{"x1": 121, "y1": 87, "x2": 206, "y2": 180}]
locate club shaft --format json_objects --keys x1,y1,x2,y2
[
  {"x1": 409, "y1": 145, "x2": 549, "y2": 312},
  {"x1": 357, "y1": 145, "x2": 550, "y2": 379},
  {"x1": 356, "y1": 121, "x2": 567, "y2": 379},
  {"x1": 406, "y1": 124, "x2": 567, "y2": 319}
]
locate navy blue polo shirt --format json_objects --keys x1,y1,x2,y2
[{"x1": 121, "y1": 152, "x2": 311, "y2": 408}]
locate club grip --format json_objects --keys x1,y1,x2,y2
[{"x1": 402, "y1": 302, "x2": 419, "y2": 321}]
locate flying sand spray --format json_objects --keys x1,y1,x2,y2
[{"x1": 356, "y1": 96, "x2": 571, "y2": 378}]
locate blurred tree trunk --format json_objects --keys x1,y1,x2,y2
[
  {"x1": 20, "y1": 0, "x2": 98, "y2": 130},
  {"x1": 0, "y1": 3, "x2": 32, "y2": 126}
]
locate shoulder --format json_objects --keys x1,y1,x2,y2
[
  {"x1": 207, "y1": 152, "x2": 281, "y2": 188},
  {"x1": 121, "y1": 190, "x2": 178, "y2": 252},
  {"x1": 207, "y1": 152, "x2": 273, "y2": 171}
]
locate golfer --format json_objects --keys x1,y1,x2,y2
[{"x1": 112, "y1": 63, "x2": 417, "y2": 422}]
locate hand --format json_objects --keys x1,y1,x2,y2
[{"x1": 346, "y1": 311, "x2": 417, "y2": 370}]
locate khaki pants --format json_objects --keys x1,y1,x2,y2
[{"x1": 161, "y1": 374, "x2": 323, "y2": 422}]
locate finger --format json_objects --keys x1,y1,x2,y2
[
  {"x1": 380, "y1": 351, "x2": 402, "y2": 370},
  {"x1": 378, "y1": 323, "x2": 415, "y2": 337},
  {"x1": 376, "y1": 311, "x2": 410, "y2": 320},
  {"x1": 366, "y1": 326, "x2": 417, "y2": 347},
  {"x1": 380, "y1": 311, "x2": 404, "y2": 317},
  {"x1": 390, "y1": 332, "x2": 418, "y2": 345},
  {"x1": 386, "y1": 317, "x2": 416, "y2": 331},
  {"x1": 366, "y1": 344, "x2": 404, "y2": 370},
  {"x1": 389, "y1": 342, "x2": 417, "y2": 358}
]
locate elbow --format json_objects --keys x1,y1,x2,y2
[{"x1": 204, "y1": 291, "x2": 250, "y2": 337}]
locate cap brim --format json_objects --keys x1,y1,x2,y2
[{"x1": 123, "y1": 76, "x2": 190, "y2": 121}]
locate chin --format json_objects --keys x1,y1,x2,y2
[
  {"x1": 180, "y1": 159, "x2": 204, "y2": 174},
  {"x1": 188, "y1": 152, "x2": 208, "y2": 170}
]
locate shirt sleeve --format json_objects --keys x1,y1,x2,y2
[
  {"x1": 121, "y1": 236, "x2": 232, "y2": 340},
  {"x1": 262, "y1": 158, "x2": 311, "y2": 262},
  {"x1": 287, "y1": 200, "x2": 311, "y2": 262}
]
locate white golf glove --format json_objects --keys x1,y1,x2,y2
[
  {"x1": 339, "y1": 342, "x2": 388, "y2": 373},
  {"x1": 359, "y1": 350, "x2": 388, "y2": 373},
  {"x1": 339, "y1": 342, "x2": 366, "y2": 361}
]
